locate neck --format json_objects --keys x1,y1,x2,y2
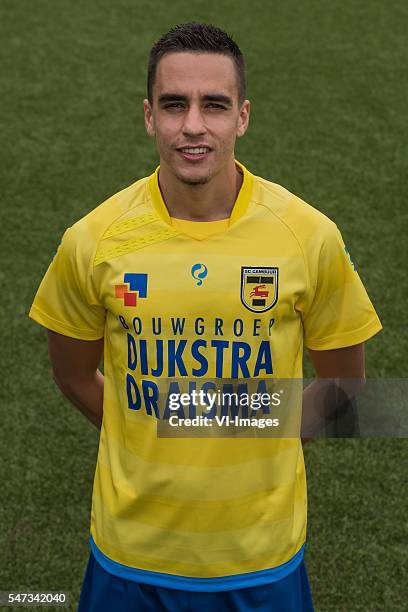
[{"x1": 157, "y1": 158, "x2": 243, "y2": 221}]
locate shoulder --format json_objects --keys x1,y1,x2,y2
[
  {"x1": 251, "y1": 173, "x2": 339, "y2": 248},
  {"x1": 66, "y1": 176, "x2": 150, "y2": 243},
  {"x1": 58, "y1": 175, "x2": 150, "y2": 263}
]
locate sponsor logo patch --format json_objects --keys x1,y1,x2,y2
[{"x1": 115, "y1": 273, "x2": 148, "y2": 307}]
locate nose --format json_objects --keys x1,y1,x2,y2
[{"x1": 182, "y1": 104, "x2": 206, "y2": 137}]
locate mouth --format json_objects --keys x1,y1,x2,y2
[{"x1": 176, "y1": 146, "x2": 212, "y2": 162}]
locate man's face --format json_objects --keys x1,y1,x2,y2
[{"x1": 143, "y1": 52, "x2": 250, "y2": 185}]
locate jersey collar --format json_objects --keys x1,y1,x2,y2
[{"x1": 147, "y1": 159, "x2": 254, "y2": 226}]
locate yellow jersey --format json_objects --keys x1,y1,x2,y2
[{"x1": 28, "y1": 160, "x2": 382, "y2": 590}]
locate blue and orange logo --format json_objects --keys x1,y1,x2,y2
[{"x1": 115, "y1": 273, "x2": 148, "y2": 307}]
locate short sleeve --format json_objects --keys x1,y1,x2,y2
[
  {"x1": 28, "y1": 226, "x2": 106, "y2": 340},
  {"x1": 301, "y1": 222, "x2": 382, "y2": 350}
]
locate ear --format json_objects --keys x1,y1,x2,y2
[
  {"x1": 236, "y1": 99, "x2": 250, "y2": 138},
  {"x1": 143, "y1": 99, "x2": 155, "y2": 136}
]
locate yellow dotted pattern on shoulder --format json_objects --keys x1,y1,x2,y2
[
  {"x1": 93, "y1": 227, "x2": 179, "y2": 267},
  {"x1": 102, "y1": 212, "x2": 160, "y2": 239}
]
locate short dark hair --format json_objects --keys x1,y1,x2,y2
[{"x1": 147, "y1": 22, "x2": 246, "y2": 106}]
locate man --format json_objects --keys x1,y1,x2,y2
[{"x1": 28, "y1": 22, "x2": 382, "y2": 612}]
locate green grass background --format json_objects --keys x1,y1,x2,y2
[{"x1": 1, "y1": 0, "x2": 407, "y2": 610}]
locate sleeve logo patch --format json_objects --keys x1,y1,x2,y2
[{"x1": 344, "y1": 246, "x2": 357, "y2": 271}]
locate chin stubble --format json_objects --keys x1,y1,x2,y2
[
  {"x1": 180, "y1": 176, "x2": 211, "y2": 186},
  {"x1": 175, "y1": 169, "x2": 212, "y2": 186}
]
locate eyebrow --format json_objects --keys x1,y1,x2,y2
[{"x1": 158, "y1": 93, "x2": 233, "y2": 107}]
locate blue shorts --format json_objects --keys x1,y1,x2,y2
[{"x1": 77, "y1": 551, "x2": 314, "y2": 611}]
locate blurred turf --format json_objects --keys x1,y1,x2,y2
[{"x1": 0, "y1": 0, "x2": 407, "y2": 610}]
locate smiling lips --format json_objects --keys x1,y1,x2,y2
[{"x1": 177, "y1": 145, "x2": 212, "y2": 161}]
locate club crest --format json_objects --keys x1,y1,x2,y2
[{"x1": 241, "y1": 267, "x2": 279, "y2": 313}]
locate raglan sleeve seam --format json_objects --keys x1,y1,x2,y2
[{"x1": 256, "y1": 198, "x2": 312, "y2": 304}]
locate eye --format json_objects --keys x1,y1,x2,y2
[
  {"x1": 207, "y1": 103, "x2": 226, "y2": 109},
  {"x1": 164, "y1": 103, "x2": 184, "y2": 109}
]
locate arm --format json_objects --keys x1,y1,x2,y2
[
  {"x1": 301, "y1": 342, "x2": 366, "y2": 443},
  {"x1": 47, "y1": 329, "x2": 105, "y2": 430}
]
